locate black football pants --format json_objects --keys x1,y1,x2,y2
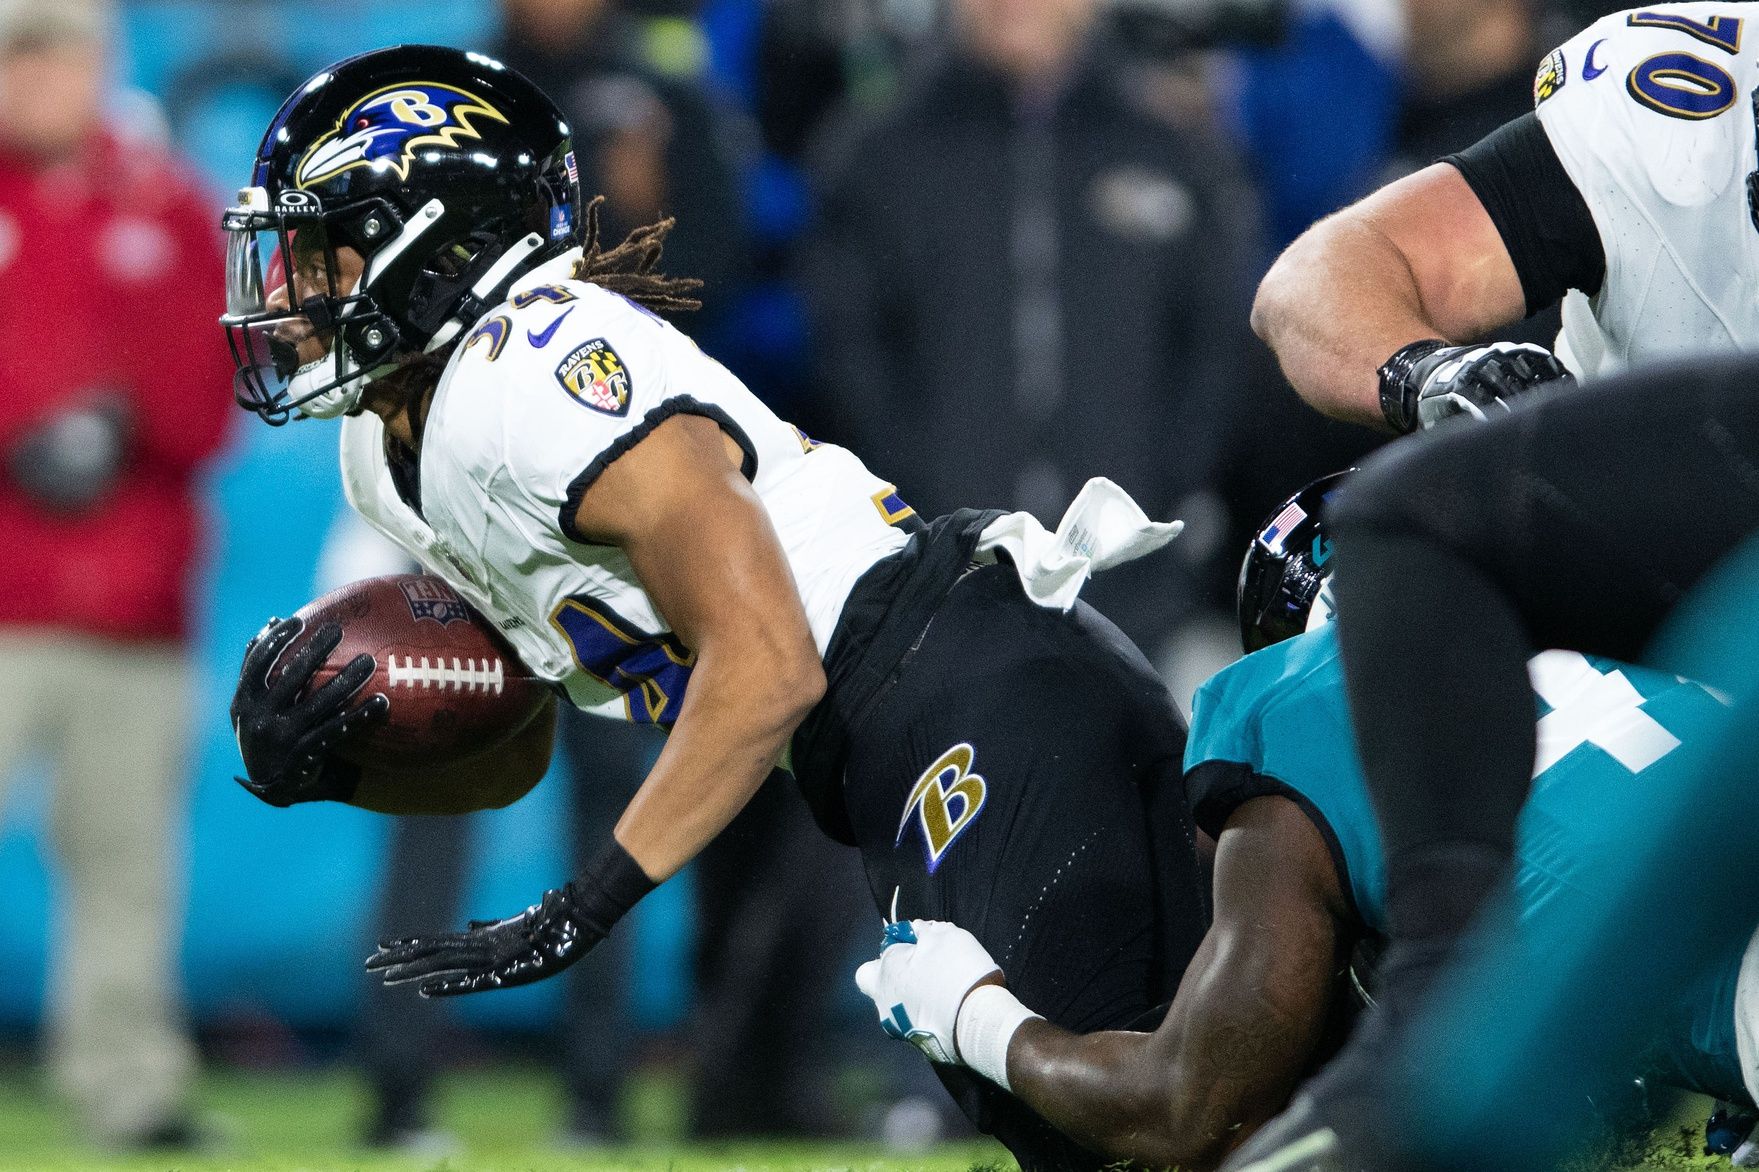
[
  {"x1": 1328, "y1": 353, "x2": 1759, "y2": 974},
  {"x1": 840, "y1": 563, "x2": 1209, "y2": 1172}
]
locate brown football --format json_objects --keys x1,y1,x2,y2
[{"x1": 281, "y1": 574, "x2": 550, "y2": 771}]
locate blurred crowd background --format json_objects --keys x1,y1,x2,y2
[{"x1": 0, "y1": 0, "x2": 1640, "y2": 1154}]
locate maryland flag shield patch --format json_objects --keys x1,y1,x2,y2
[
  {"x1": 1534, "y1": 47, "x2": 1567, "y2": 105},
  {"x1": 556, "y1": 338, "x2": 632, "y2": 416}
]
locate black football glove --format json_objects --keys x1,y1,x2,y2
[
  {"x1": 1378, "y1": 340, "x2": 1574, "y2": 434},
  {"x1": 230, "y1": 616, "x2": 387, "y2": 808},
  {"x1": 365, "y1": 842, "x2": 655, "y2": 997}
]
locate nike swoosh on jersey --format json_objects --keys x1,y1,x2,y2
[
  {"x1": 528, "y1": 308, "x2": 574, "y2": 349},
  {"x1": 1582, "y1": 39, "x2": 1608, "y2": 80}
]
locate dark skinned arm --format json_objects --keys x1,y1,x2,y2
[
  {"x1": 1004, "y1": 796, "x2": 1350, "y2": 1170},
  {"x1": 572, "y1": 413, "x2": 826, "y2": 882},
  {"x1": 1251, "y1": 162, "x2": 1527, "y2": 430}
]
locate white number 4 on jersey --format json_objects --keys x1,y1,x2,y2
[{"x1": 1529, "y1": 650, "x2": 1681, "y2": 776}]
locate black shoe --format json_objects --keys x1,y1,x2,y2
[
  {"x1": 556, "y1": 1100, "x2": 614, "y2": 1148},
  {"x1": 134, "y1": 1118, "x2": 198, "y2": 1149},
  {"x1": 108, "y1": 1113, "x2": 231, "y2": 1154}
]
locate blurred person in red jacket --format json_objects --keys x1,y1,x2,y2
[{"x1": 0, "y1": 0, "x2": 230, "y2": 1149}]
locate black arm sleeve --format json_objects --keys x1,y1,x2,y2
[{"x1": 1444, "y1": 112, "x2": 1606, "y2": 315}]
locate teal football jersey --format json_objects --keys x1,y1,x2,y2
[{"x1": 1184, "y1": 625, "x2": 1747, "y2": 1101}]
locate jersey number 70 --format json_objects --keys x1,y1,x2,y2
[{"x1": 1624, "y1": 10, "x2": 1744, "y2": 121}]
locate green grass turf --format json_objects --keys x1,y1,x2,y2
[
  {"x1": 0, "y1": 1065, "x2": 1739, "y2": 1171},
  {"x1": 0, "y1": 1065, "x2": 1013, "y2": 1172}
]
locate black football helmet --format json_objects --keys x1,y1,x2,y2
[
  {"x1": 221, "y1": 45, "x2": 579, "y2": 424},
  {"x1": 1237, "y1": 470, "x2": 1353, "y2": 653}
]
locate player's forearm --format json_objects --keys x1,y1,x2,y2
[
  {"x1": 1006, "y1": 1021, "x2": 1229, "y2": 1169},
  {"x1": 613, "y1": 642, "x2": 825, "y2": 881},
  {"x1": 1252, "y1": 215, "x2": 1443, "y2": 431}
]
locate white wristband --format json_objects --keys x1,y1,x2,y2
[{"x1": 955, "y1": 983, "x2": 1041, "y2": 1092}]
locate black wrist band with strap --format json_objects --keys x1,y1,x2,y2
[
  {"x1": 1377, "y1": 338, "x2": 1451, "y2": 434},
  {"x1": 567, "y1": 839, "x2": 657, "y2": 935}
]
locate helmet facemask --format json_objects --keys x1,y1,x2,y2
[{"x1": 221, "y1": 188, "x2": 438, "y2": 424}]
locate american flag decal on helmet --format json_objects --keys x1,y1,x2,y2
[{"x1": 1259, "y1": 500, "x2": 1307, "y2": 554}]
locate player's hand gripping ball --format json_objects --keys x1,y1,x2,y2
[
  {"x1": 856, "y1": 919, "x2": 1004, "y2": 1065},
  {"x1": 232, "y1": 575, "x2": 549, "y2": 808},
  {"x1": 283, "y1": 574, "x2": 547, "y2": 770},
  {"x1": 1379, "y1": 339, "x2": 1574, "y2": 433},
  {"x1": 231, "y1": 615, "x2": 386, "y2": 807}
]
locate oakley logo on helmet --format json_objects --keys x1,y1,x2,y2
[{"x1": 296, "y1": 82, "x2": 509, "y2": 188}]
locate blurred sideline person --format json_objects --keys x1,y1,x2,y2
[
  {"x1": 855, "y1": 470, "x2": 1754, "y2": 1170},
  {"x1": 802, "y1": 0, "x2": 1266, "y2": 661},
  {"x1": 348, "y1": 1, "x2": 865, "y2": 1144},
  {"x1": 0, "y1": 0, "x2": 230, "y2": 1148},
  {"x1": 490, "y1": 0, "x2": 748, "y2": 349},
  {"x1": 222, "y1": 46, "x2": 1208, "y2": 1171},
  {"x1": 1393, "y1": 0, "x2": 1546, "y2": 173},
  {"x1": 495, "y1": 0, "x2": 871, "y2": 1138}
]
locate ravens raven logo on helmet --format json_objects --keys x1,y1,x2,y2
[{"x1": 296, "y1": 83, "x2": 509, "y2": 188}]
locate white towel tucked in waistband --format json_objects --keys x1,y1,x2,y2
[{"x1": 975, "y1": 477, "x2": 1183, "y2": 612}]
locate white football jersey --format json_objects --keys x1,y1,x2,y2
[
  {"x1": 1533, "y1": 3, "x2": 1759, "y2": 377},
  {"x1": 340, "y1": 250, "x2": 911, "y2": 724}
]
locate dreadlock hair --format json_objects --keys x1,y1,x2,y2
[
  {"x1": 365, "y1": 196, "x2": 703, "y2": 423},
  {"x1": 571, "y1": 195, "x2": 703, "y2": 315}
]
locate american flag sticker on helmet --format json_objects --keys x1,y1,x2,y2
[
  {"x1": 565, "y1": 150, "x2": 578, "y2": 185},
  {"x1": 1259, "y1": 501, "x2": 1307, "y2": 553}
]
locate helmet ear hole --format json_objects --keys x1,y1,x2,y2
[
  {"x1": 331, "y1": 200, "x2": 405, "y2": 257},
  {"x1": 429, "y1": 237, "x2": 487, "y2": 279},
  {"x1": 343, "y1": 317, "x2": 400, "y2": 366}
]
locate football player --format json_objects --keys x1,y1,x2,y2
[
  {"x1": 1248, "y1": 5, "x2": 1759, "y2": 1159},
  {"x1": 220, "y1": 46, "x2": 1208, "y2": 1170},
  {"x1": 1224, "y1": 352, "x2": 1759, "y2": 1170},
  {"x1": 855, "y1": 470, "x2": 1759, "y2": 1170},
  {"x1": 1252, "y1": 3, "x2": 1759, "y2": 434}
]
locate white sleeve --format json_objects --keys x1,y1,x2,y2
[{"x1": 455, "y1": 285, "x2": 752, "y2": 544}]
